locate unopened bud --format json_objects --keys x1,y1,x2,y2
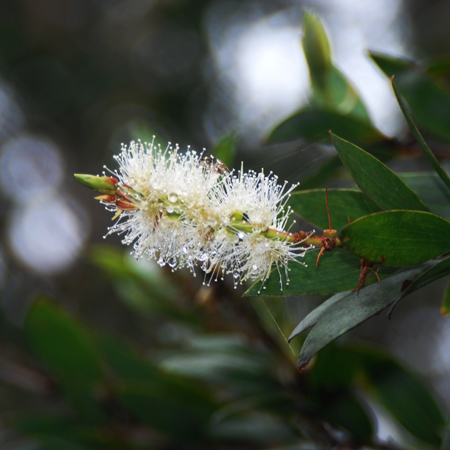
[{"x1": 74, "y1": 174, "x2": 118, "y2": 195}]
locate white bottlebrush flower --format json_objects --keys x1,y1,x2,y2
[{"x1": 92, "y1": 139, "x2": 307, "y2": 290}]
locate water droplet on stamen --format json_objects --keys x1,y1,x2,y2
[
  {"x1": 168, "y1": 193, "x2": 178, "y2": 203},
  {"x1": 157, "y1": 257, "x2": 166, "y2": 267},
  {"x1": 168, "y1": 257, "x2": 177, "y2": 268}
]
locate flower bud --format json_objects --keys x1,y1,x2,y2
[{"x1": 74, "y1": 174, "x2": 118, "y2": 195}]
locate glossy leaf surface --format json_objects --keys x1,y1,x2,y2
[
  {"x1": 332, "y1": 134, "x2": 428, "y2": 212},
  {"x1": 245, "y1": 249, "x2": 396, "y2": 297},
  {"x1": 340, "y1": 210, "x2": 450, "y2": 266},
  {"x1": 289, "y1": 188, "x2": 379, "y2": 230}
]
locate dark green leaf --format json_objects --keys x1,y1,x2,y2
[
  {"x1": 370, "y1": 52, "x2": 450, "y2": 141},
  {"x1": 117, "y1": 382, "x2": 215, "y2": 441},
  {"x1": 319, "y1": 390, "x2": 373, "y2": 440},
  {"x1": 359, "y1": 347, "x2": 444, "y2": 445},
  {"x1": 392, "y1": 77, "x2": 450, "y2": 191},
  {"x1": 340, "y1": 210, "x2": 450, "y2": 266},
  {"x1": 293, "y1": 261, "x2": 436, "y2": 367},
  {"x1": 15, "y1": 414, "x2": 138, "y2": 450},
  {"x1": 302, "y1": 13, "x2": 370, "y2": 123},
  {"x1": 25, "y1": 298, "x2": 102, "y2": 385},
  {"x1": 289, "y1": 188, "x2": 379, "y2": 230},
  {"x1": 442, "y1": 418, "x2": 450, "y2": 450},
  {"x1": 400, "y1": 172, "x2": 450, "y2": 220},
  {"x1": 442, "y1": 280, "x2": 450, "y2": 316},
  {"x1": 401, "y1": 256, "x2": 450, "y2": 296},
  {"x1": 302, "y1": 11, "x2": 332, "y2": 90},
  {"x1": 213, "y1": 133, "x2": 238, "y2": 170},
  {"x1": 245, "y1": 249, "x2": 396, "y2": 297},
  {"x1": 309, "y1": 344, "x2": 359, "y2": 389},
  {"x1": 332, "y1": 134, "x2": 428, "y2": 211},
  {"x1": 96, "y1": 334, "x2": 160, "y2": 383},
  {"x1": 208, "y1": 411, "x2": 295, "y2": 444},
  {"x1": 25, "y1": 298, "x2": 105, "y2": 422},
  {"x1": 267, "y1": 109, "x2": 384, "y2": 146}
]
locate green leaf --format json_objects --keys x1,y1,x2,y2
[
  {"x1": 159, "y1": 335, "x2": 278, "y2": 391},
  {"x1": 401, "y1": 255, "x2": 450, "y2": 296},
  {"x1": 245, "y1": 249, "x2": 396, "y2": 297},
  {"x1": 117, "y1": 382, "x2": 215, "y2": 441},
  {"x1": 267, "y1": 109, "x2": 383, "y2": 146},
  {"x1": 302, "y1": 11, "x2": 332, "y2": 89},
  {"x1": 309, "y1": 344, "x2": 359, "y2": 389},
  {"x1": 317, "y1": 389, "x2": 373, "y2": 440},
  {"x1": 289, "y1": 188, "x2": 380, "y2": 230},
  {"x1": 442, "y1": 280, "x2": 450, "y2": 316},
  {"x1": 359, "y1": 347, "x2": 444, "y2": 445},
  {"x1": 301, "y1": 13, "x2": 370, "y2": 123},
  {"x1": 400, "y1": 172, "x2": 450, "y2": 220},
  {"x1": 389, "y1": 256, "x2": 450, "y2": 317},
  {"x1": 442, "y1": 418, "x2": 450, "y2": 450},
  {"x1": 213, "y1": 133, "x2": 238, "y2": 170},
  {"x1": 340, "y1": 210, "x2": 450, "y2": 266},
  {"x1": 25, "y1": 298, "x2": 105, "y2": 422},
  {"x1": 25, "y1": 298, "x2": 102, "y2": 385},
  {"x1": 392, "y1": 77, "x2": 450, "y2": 191},
  {"x1": 332, "y1": 134, "x2": 428, "y2": 211},
  {"x1": 97, "y1": 334, "x2": 217, "y2": 440},
  {"x1": 370, "y1": 52, "x2": 450, "y2": 141},
  {"x1": 15, "y1": 414, "x2": 138, "y2": 450},
  {"x1": 293, "y1": 261, "x2": 436, "y2": 368}
]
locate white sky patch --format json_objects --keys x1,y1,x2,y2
[
  {"x1": 213, "y1": 17, "x2": 309, "y2": 139},
  {"x1": 8, "y1": 196, "x2": 88, "y2": 275},
  {"x1": 207, "y1": 0, "x2": 409, "y2": 142}
]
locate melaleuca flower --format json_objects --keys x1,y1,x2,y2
[{"x1": 75, "y1": 139, "x2": 309, "y2": 290}]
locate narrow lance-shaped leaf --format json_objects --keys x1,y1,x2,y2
[
  {"x1": 289, "y1": 188, "x2": 379, "y2": 230},
  {"x1": 292, "y1": 261, "x2": 437, "y2": 368},
  {"x1": 392, "y1": 77, "x2": 450, "y2": 192},
  {"x1": 370, "y1": 52, "x2": 450, "y2": 142},
  {"x1": 388, "y1": 255, "x2": 450, "y2": 317},
  {"x1": 340, "y1": 210, "x2": 450, "y2": 266},
  {"x1": 331, "y1": 133, "x2": 428, "y2": 212}
]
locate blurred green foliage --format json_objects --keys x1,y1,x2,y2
[{"x1": 1, "y1": 4, "x2": 450, "y2": 450}]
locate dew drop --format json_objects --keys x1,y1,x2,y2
[
  {"x1": 157, "y1": 257, "x2": 166, "y2": 267},
  {"x1": 167, "y1": 206, "x2": 174, "y2": 214},
  {"x1": 237, "y1": 231, "x2": 245, "y2": 241},
  {"x1": 168, "y1": 257, "x2": 177, "y2": 268},
  {"x1": 198, "y1": 252, "x2": 208, "y2": 262},
  {"x1": 252, "y1": 264, "x2": 258, "y2": 272},
  {"x1": 233, "y1": 271, "x2": 240, "y2": 279},
  {"x1": 168, "y1": 193, "x2": 178, "y2": 203}
]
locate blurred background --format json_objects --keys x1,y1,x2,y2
[{"x1": 1, "y1": 0, "x2": 450, "y2": 448}]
